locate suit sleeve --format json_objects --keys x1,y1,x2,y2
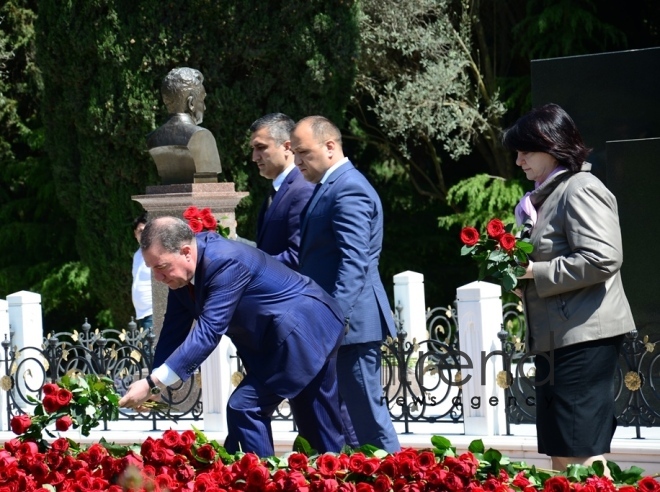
[
  {"x1": 153, "y1": 292, "x2": 194, "y2": 368},
  {"x1": 533, "y1": 183, "x2": 624, "y2": 298},
  {"x1": 330, "y1": 181, "x2": 373, "y2": 319},
  {"x1": 160, "y1": 258, "x2": 251, "y2": 381},
  {"x1": 273, "y1": 184, "x2": 314, "y2": 269}
]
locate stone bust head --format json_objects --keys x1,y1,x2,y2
[
  {"x1": 161, "y1": 67, "x2": 207, "y2": 124},
  {"x1": 146, "y1": 67, "x2": 222, "y2": 184}
]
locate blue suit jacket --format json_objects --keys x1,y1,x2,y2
[
  {"x1": 298, "y1": 161, "x2": 396, "y2": 345},
  {"x1": 154, "y1": 232, "x2": 344, "y2": 398},
  {"x1": 256, "y1": 167, "x2": 314, "y2": 270}
]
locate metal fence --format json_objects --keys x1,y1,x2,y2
[{"x1": 2, "y1": 305, "x2": 659, "y2": 438}]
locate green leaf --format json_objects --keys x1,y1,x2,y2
[
  {"x1": 516, "y1": 240, "x2": 534, "y2": 254},
  {"x1": 293, "y1": 435, "x2": 314, "y2": 456},
  {"x1": 502, "y1": 271, "x2": 517, "y2": 292},
  {"x1": 467, "y1": 439, "x2": 484, "y2": 454}
]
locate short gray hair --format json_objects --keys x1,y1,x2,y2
[
  {"x1": 140, "y1": 216, "x2": 194, "y2": 253},
  {"x1": 249, "y1": 113, "x2": 295, "y2": 146}
]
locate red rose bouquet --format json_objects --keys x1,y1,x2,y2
[
  {"x1": 460, "y1": 218, "x2": 533, "y2": 292},
  {"x1": 12, "y1": 372, "x2": 120, "y2": 449},
  {"x1": 183, "y1": 206, "x2": 230, "y2": 237}
]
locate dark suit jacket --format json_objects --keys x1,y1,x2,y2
[
  {"x1": 298, "y1": 161, "x2": 396, "y2": 345},
  {"x1": 154, "y1": 232, "x2": 344, "y2": 398},
  {"x1": 256, "y1": 167, "x2": 314, "y2": 270}
]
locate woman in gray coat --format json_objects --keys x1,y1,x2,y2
[{"x1": 503, "y1": 103, "x2": 634, "y2": 474}]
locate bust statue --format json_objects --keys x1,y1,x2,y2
[{"x1": 147, "y1": 67, "x2": 222, "y2": 185}]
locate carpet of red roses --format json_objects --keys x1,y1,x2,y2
[{"x1": 2, "y1": 428, "x2": 660, "y2": 492}]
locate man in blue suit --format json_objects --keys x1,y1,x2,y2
[
  {"x1": 250, "y1": 113, "x2": 314, "y2": 270},
  {"x1": 291, "y1": 115, "x2": 400, "y2": 452},
  {"x1": 118, "y1": 216, "x2": 346, "y2": 457}
]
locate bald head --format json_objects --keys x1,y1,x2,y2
[
  {"x1": 290, "y1": 116, "x2": 344, "y2": 184},
  {"x1": 140, "y1": 216, "x2": 194, "y2": 253}
]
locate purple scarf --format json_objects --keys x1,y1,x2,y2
[{"x1": 515, "y1": 166, "x2": 567, "y2": 227}]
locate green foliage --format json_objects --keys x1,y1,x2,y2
[
  {"x1": 35, "y1": 0, "x2": 359, "y2": 325},
  {"x1": 351, "y1": 0, "x2": 511, "y2": 202},
  {"x1": 438, "y1": 174, "x2": 526, "y2": 230},
  {"x1": 514, "y1": 0, "x2": 627, "y2": 59},
  {"x1": 20, "y1": 373, "x2": 120, "y2": 449},
  {"x1": 0, "y1": 0, "x2": 103, "y2": 331}
]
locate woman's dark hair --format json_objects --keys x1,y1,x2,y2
[{"x1": 502, "y1": 103, "x2": 592, "y2": 173}]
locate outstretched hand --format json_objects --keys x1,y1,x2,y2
[{"x1": 118, "y1": 378, "x2": 160, "y2": 411}]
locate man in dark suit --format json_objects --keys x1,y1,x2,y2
[
  {"x1": 118, "y1": 216, "x2": 345, "y2": 457},
  {"x1": 291, "y1": 115, "x2": 400, "y2": 452},
  {"x1": 250, "y1": 113, "x2": 314, "y2": 270}
]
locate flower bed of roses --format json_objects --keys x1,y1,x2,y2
[
  {"x1": 2, "y1": 427, "x2": 660, "y2": 492},
  {"x1": 6, "y1": 381, "x2": 660, "y2": 492}
]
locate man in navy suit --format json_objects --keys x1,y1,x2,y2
[
  {"x1": 250, "y1": 113, "x2": 314, "y2": 270},
  {"x1": 118, "y1": 216, "x2": 345, "y2": 457},
  {"x1": 291, "y1": 115, "x2": 400, "y2": 452}
]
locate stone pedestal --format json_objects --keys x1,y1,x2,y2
[
  {"x1": 455, "y1": 281, "x2": 506, "y2": 436},
  {"x1": 132, "y1": 182, "x2": 248, "y2": 431}
]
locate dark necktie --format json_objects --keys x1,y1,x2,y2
[
  {"x1": 267, "y1": 186, "x2": 276, "y2": 208},
  {"x1": 302, "y1": 182, "x2": 323, "y2": 218}
]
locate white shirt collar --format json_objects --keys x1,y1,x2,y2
[
  {"x1": 319, "y1": 157, "x2": 349, "y2": 185},
  {"x1": 272, "y1": 163, "x2": 296, "y2": 191}
]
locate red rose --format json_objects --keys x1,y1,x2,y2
[
  {"x1": 51, "y1": 437, "x2": 69, "y2": 453},
  {"x1": 42, "y1": 383, "x2": 60, "y2": 396},
  {"x1": 460, "y1": 227, "x2": 480, "y2": 247},
  {"x1": 288, "y1": 453, "x2": 309, "y2": 471},
  {"x1": 416, "y1": 451, "x2": 436, "y2": 470},
  {"x1": 348, "y1": 453, "x2": 366, "y2": 473},
  {"x1": 361, "y1": 458, "x2": 380, "y2": 476},
  {"x1": 373, "y1": 475, "x2": 392, "y2": 492},
  {"x1": 10, "y1": 414, "x2": 32, "y2": 435},
  {"x1": 42, "y1": 394, "x2": 60, "y2": 413},
  {"x1": 499, "y1": 233, "x2": 516, "y2": 252},
  {"x1": 4, "y1": 438, "x2": 22, "y2": 453},
  {"x1": 162, "y1": 429, "x2": 183, "y2": 450},
  {"x1": 56, "y1": 388, "x2": 73, "y2": 407},
  {"x1": 315, "y1": 454, "x2": 342, "y2": 477},
  {"x1": 377, "y1": 457, "x2": 398, "y2": 478},
  {"x1": 246, "y1": 464, "x2": 270, "y2": 487},
  {"x1": 200, "y1": 208, "x2": 218, "y2": 230},
  {"x1": 188, "y1": 218, "x2": 204, "y2": 233},
  {"x1": 486, "y1": 219, "x2": 505, "y2": 239},
  {"x1": 55, "y1": 415, "x2": 73, "y2": 432},
  {"x1": 512, "y1": 471, "x2": 531, "y2": 488},
  {"x1": 284, "y1": 471, "x2": 309, "y2": 490},
  {"x1": 638, "y1": 477, "x2": 660, "y2": 492},
  {"x1": 543, "y1": 476, "x2": 571, "y2": 492},
  {"x1": 180, "y1": 430, "x2": 196, "y2": 450},
  {"x1": 355, "y1": 483, "x2": 373, "y2": 492},
  {"x1": 183, "y1": 206, "x2": 201, "y2": 221},
  {"x1": 238, "y1": 453, "x2": 261, "y2": 475},
  {"x1": 195, "y1": 443, "x2": 216, "y2": 463}
]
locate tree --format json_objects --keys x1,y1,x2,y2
[
  {"x1": 349, "y1": 0, "x2": 511, "y2": 205},
  {"x1": 35, "y1": 0, "x2": 359, "y2": 325},
  {"x1": 0, "y1": 1, "x2": 102, "y2": 330}
]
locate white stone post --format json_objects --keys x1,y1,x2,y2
[
  {"x1": 7, "y1": 291, "x2": 44, "y2": 413},
  {"x1": 455, "y1": 281, "x2": 506, "y2": 436},
  {"x1": 0, "y1": 298, "x2": 9, "y2": 429},
  {"x1": 393, "y1": 271, "x2": 427, "y2": 344},
  {"x1": 201, "y1": 335, "x2": 237, "y2": 432}
]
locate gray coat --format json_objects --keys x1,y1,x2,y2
[{"x1": 521, "y1": 163, "x2": 635, "y2": 352}]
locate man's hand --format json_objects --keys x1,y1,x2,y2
[{"x1": 118, "y1": 378, "x2": 160, "y2": 410}]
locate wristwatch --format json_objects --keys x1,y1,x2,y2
[{"x1": 146, "y1": 375, "x2": 161, "y2": 395}]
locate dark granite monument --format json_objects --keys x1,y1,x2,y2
[{"x1": 531, "y1": 47, "x2": 660, "y2": 337}]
